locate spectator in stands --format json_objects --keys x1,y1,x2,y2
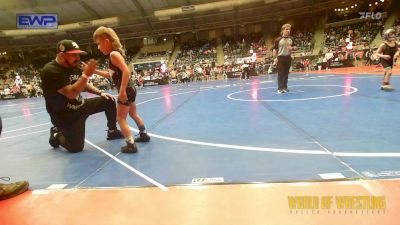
[
  {"x1": 169, "y1": 69, "x2": 177, "y2": 84},
  {"x1": 93, "y1": 26, "x2": 150, "y2": 153},
  {"x1": 14, "y1": 75, "x2": 23, "y2": 88},
  {"x1": 365, "y1": 46, "x2": 374, "y2": 66},
  {"x1": 375, "y1": 29, "x2": 399, "y2": 91},
  {"x1": 241, "y1": 62, "x2": 250, "y2": 80},
  {"x1": 273, "y1": 24, "x2": 297, "y2": 94},
  {"x1": 325, "y1": 50, "x2": 334, "y2": 71},
  {"x1": 136, "y1": 72, "x2": 144, "y2": 87},
  {"x1": 40, "y1": 40, "x2": 124, "y2": 153}
]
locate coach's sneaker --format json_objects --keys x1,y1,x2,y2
[
  {"x1": 276, "y1": 89, "x2": 284, "y2": 94},
  {"x1": 49, "y1": 127, "x2": 60, "y2": 148},
  {"x1": 283, "y1": 88, "x2": 290, "y2": 93},
  {"x1": 107, "y1": 129, "x2": 124, "y2": 140},
  {"x1": 0, "y1": 181, "x2": 29, "y2": 201},
  {"x1": 121, "y1": 141, "x2": 138, "y2": 153},
  {"x1": 134, "y1": 132, "x2": 150, "y2": 142}
]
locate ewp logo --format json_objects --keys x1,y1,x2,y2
[{"x1": 17, "y1": 14, "x2": 58, "y2": 29}]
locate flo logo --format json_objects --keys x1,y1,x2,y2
[
  {"x1": 17, "y1": 14, "x2": 58, "y2": 29},
  {"x1": 358, "y1": 12, "x2": 383, "y2": 20}
]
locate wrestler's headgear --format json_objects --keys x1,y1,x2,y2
[{"x1": 383, "y1": 29, "x2": 396, "y2": 41}]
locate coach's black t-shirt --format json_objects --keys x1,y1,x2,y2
[{"x1": 40, "y1": 60, "x2": 84, "y2": 127}]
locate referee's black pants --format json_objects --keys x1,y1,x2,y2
[{"x1": 277, "y1": 55, "x2": 292, "y2": 90}]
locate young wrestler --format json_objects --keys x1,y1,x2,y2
[
  {"x1": 375, "y1": 29, "x2": 399, "y2": 91},
  {"x1": 92, "y1": 27, "x2": 150, "y2": 153}
]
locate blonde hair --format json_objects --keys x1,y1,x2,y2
[
  {"x1": 281, "y1": 24, "x2": 291, "y2": 34},
  {"x1": 93, "y1": 26, "x2": 125, "y2": 56}
]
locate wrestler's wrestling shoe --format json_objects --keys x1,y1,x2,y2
[
  {"x1": 134, "y1": 132, "x2": 150, "y2": 142},
  {"x1": 381, "y1": 84, "x2": 394, "y2": 91},
  {"x1": 49, "y1": 127, "x2": 60, "y2": 148},
  {"x1": 107, "y1": 129, "x2": 124, "y2": 140},
  {"x1": 121, "y1": 141, "x2": 138, "y2": 153}
]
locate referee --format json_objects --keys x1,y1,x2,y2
[{"x1": 272, "y1": 24, "x2": 297, "y2": 94}]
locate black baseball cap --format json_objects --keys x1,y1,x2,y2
[{"x1": 57, "y1": 40, "x2": 87, "y2": 54}]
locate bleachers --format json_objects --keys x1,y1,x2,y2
[{"x1": 174, "y1": 39, "x2": 217, "y2": 69}]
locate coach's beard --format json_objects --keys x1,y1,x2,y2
[{"x1": 67, "y1": 60, "x2": 80, "y2": 68}]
